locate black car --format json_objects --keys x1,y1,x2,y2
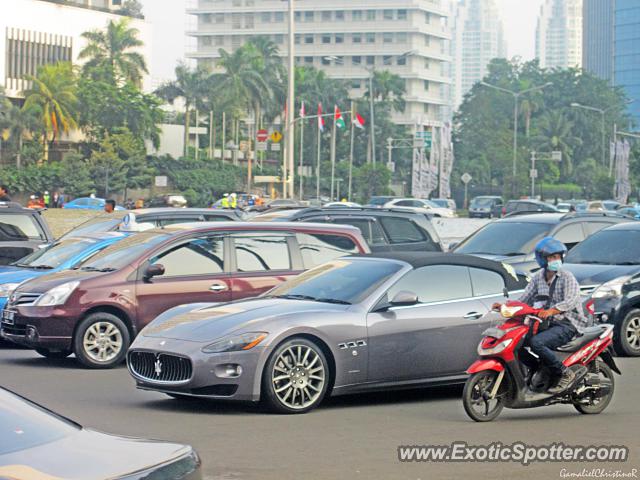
[
  {"x1": 453, "y1": 212, "x2": 633, "y2": 272},
  {"x1": 251, "y1": 207, "x2": 443, "y2": 253},
  {"x1": 468, "y1": 196, "x2": 503, "y2": 218},
  {"x1": 0, "y1": 202, "x2": 54, "y2": 265},
  {"x1": 563, "y1": 222, "x2": 640, "y2": 356},
  {"x1": 60, "y1": 208, "x2": 243, "y2": 239},
  {"x1": 504, "y1": 199, "x2": 559, "y2": 216},
  {"x1": 0, "y1": 386, "x2": 201, "y2": 479}
]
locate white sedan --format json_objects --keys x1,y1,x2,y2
[{"x1": 384, "y1": 198, "x2": 457, "y2": 218}]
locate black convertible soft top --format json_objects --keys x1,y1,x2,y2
[{"x1": 356, "y1": 252, "x2": 529, "y2": 291}]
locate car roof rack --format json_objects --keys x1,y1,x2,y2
[
  {"x1": 560, "y1": 211, "x2": 635, "y2": 220},
  {"x1": 504, "y1": 211, "x2": 559, "y2": 218}
]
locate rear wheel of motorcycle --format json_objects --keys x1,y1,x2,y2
[
  {"x1": 463, "y1": 371, "x2": 506, "y2": 422},
  {"x1": 574, "y1": 361, "x2": 615, "y2": 415}
]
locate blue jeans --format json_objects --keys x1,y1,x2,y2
[{"x1": 528, "y1": 323, "x2": 577, "y2": 377}]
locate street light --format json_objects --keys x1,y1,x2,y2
[
  {"x1": 280, "y1": 0, "x2": 295, "y2": 199},
  {"x1": 481, "y1": 81, "x2": 553, "y2": 197}
]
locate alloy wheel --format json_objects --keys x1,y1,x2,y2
[
  {"x1": 83, "y1": 321, "x2": 123, "y2": 363},
  {"x1": 625, "y1": 316, "x2": 640, "y2": 352},
  {"x1": 271, "y1": 344, "x2": 326, "y2": 410}
]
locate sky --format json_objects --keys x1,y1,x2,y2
[{"x1": 141, "y1": 0, "x2": 545, "y2": 82}]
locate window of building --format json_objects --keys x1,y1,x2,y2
[
  {"x1": 261, "y1": 12, "x2": 271, "y2": 23},
  {"x1": 304, "y1": 11, "x2": 314, "y2": 22},
  {"x1": 215, "y1": 36, "x2": 224, "y2": 46},
  {"x1": 275, "y1": 12, "x2": 284, "y2": 22},
  {"x1": 397, "y1": 32, "x2": 407, "y2": 43},
  {"x1": 274, "y1": 34, "x2": 284, "y2": 44},
  {"x1": 202, "y1": 36, "x2": 212, "y2": 46},
  {"x1": 398, "y1": 9, "x2": 408, "y2": 20},
  {"x1": 215, "y1": 13, "x2": 225, "y2": 23},
  {"x1": 352, "y1": 55, "x2": 362, "y2": 65},
  {"x1": 321, "y1": 56, "x2": 331, "y2": 65},
  {"x1": 366, "y1": 56, "x2": 375, "y2": 66},
  {"x1": 424, "y1": 80, "x2": 430, "y2": 90},
  {"x1": 335, "y1": 33, "x2": 344, "y2": 44},
  {"x1": 304, "y1": 56, "x2": 314, "y2": 65},
  {"x1": 383, "y1": 10, "x2": 394, "y2": 20},
  {"x1": 232, "y1": 13, "x2": 241, "y2": 29},
  {"x1": 424, "y1": 104, "x2": 430, "y2": 113},
  {"x1": 244, "y1": 13, "x2": 254, "y2": 29},
  {"x1": 351, "y1": 79, "x2": 361, "y2": 89},
  {"x1": 322, "y1": 11, "x2": 332, "y2": 21},
  {"x1": 203, "y1": 14, "x2": 212, "y2": 23},
  {"x1": 322, "y1": 34, "x2": 331, "y2": 44},
  {"x1": 352, "y1": 33, "x2": 362, "y2": 44},
  {"x1": 397, "y1": 56, "x2": 407, "y2": 66},
  {"x1": 425, "y1": 59, "x2": 431, "y2": 69},
  {"x1": 295, "y1": 11, "x2": 301, "y2": 21},
  {"x1": 335, "y1": 11, "x2": 345, "y2": 21},
  {"x1": 366, "y1": 32, "x2": 376, "y2": 43},
  {"x1": 383, "y1": 55, "x2": 393, "y2": 65},
  {"x1": 304, "y1": 34, "x2": 314, "y2": 44},
  {"x1": 383, "y1": 33, "x2": 393, "y2": 43},
  {"x1": 353, "y1": 10, "x2": 363, "y2": 21},
  {"x1": 425, "y1": 12, "x2": 431, "y2": 24},
  {"x1": 295, "y1": 34, "x2": 301, "y2": 45},
  {"x1": 425, "y1": 35, "x2": 431, "y2": 46},
  {"x1": 366, "y1": 10, "x2": 376, "y2": 20}
]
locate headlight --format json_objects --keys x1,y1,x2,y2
[
  {"x1": 34, "y1": 281, "x2": 80, "y2": 307},
  {"x1": 201, "y1": 332, "x2": 268, "y2": 354},
  {"x1": 478, "y1": 338, "x2": 513, "y2": 356},
  {"x1": 591, "y1": 276, "x2": 630, "y2": 299},
  {"x1": 0, "y1": 283, "x2": 20, "y2": 297}
]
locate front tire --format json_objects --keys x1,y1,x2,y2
[
  {"x1": 73, "y1": 312, "x2": 130, "y2": 369},
  {"x1": 463, "y1": 371, "x2": 506, "y2": 422},
  {"x1": 35, "y1": 348, "x2": 71, "y2": 359},
  {"x1": 262, "y1": 337, "x2": 329, "y2": 414},
  {"x1": 574, "y1": 361, "x2": 615, "y2": 415},
  {"x1": 614, "y1": 309, "x2": 640, "y2": 356}
]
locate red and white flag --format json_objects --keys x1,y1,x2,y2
[
  {"x1": 318, "y1": 103, "x2": 325, "y2": 132},
  {"x1": 352, "y1": 112, "x2": 365, "y2": 129}
]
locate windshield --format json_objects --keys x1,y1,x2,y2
[
  {"x1": 0, "y1": 214, "x2": 45, "y2": 241},
  {"x1": 565, "y1": 230, "x2": 640, "y2": 265},
  {"x1": 78, "y1": 232, "x2": 170, "y2": 271},
  {"x1": 430, "y1": 199, "x2": 448, "y2": 208},
  {"x1": 14, "y1": 238, "x2": 99, "y2": 269},
  {"x1": 455, "y1": 222, "x2": 551, "y2": 256},
  {"x1": 267, "y1": 259, "x2": 403, "y2": 304},
  {"x1": 368, "y1": 197, "x2": 390, "y2": 206},
  {"x1": 59, "y1": 218, "x2": 122, "y2": 239},
  {"x1": 0, "y1": 388, "x2": 80, "y2": 455},
  {"x1": 471, "y1": 198, "x2": 495, "y2": 207}
]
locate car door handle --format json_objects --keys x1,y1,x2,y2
[
  {"x1": 209, "y1": 284, "x2": 228, "y2": 292},
  {"x1": 464, "y1": 312, "x2": 483, "y2": 320}
]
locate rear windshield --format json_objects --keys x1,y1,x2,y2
[
  {"x1": 456, "y1": 222, "x2": 551, "y2": 256},
  {"x1": 565, "y1": 230, "x2": 640, "y2": 265},
  {"x1": 0, "y1": 388, "x2": 79, "y2": 455},
  {"x1": 471, "y1": 198, "x2": 496, "y2": 207},
  {"x1": 0, "y1": 214, "x2": 45, "y2": 241},
  {"x1": 14, "y1": 238, "x2": 100, "y2": 269}
]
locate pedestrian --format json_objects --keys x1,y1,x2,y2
[
  {"x1": 230, "y1": 193, "x2": 238, "y2": 209},
  {"x1": 58, "y1": 193, "x2": 65, "y2": 208},
  {"x1": 221, "y1": 193, "x2": 230, "y2": 209},
  {"x1": 43, "y1": 191, "x2": 51, "y2": 208},
  {"x1": 104, "y1": 199, "x2": 116, "y2": 213},
  {"x1": 53, "y1": 192, "x2": 59, "y2": 208},
  {"x1": 0, "y1": 185, "x2": 11, "y2": 202},
  {"x1": 135, "y1": 198, "x2": 145, "y2": 209}
]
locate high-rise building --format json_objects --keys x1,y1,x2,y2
[
  {"x1": 449, "y1": 0, "x2": 507, "y2": 109},
  {"x1": 614, "y1": 0, "x2": 640, "y2": 125},
  {"x1": 582, "y1": 0, "x2": 614, "y2": 82},
  {"x1": 186, "y1": 0, "x2": 451, "y2": 129},
  {"x1": 536, "y1": 0, "x2": 583, "y2": 69},
  {"x1": 1, "y1": 0, "x2": 151, "y2": 98}
]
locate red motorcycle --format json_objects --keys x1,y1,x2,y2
[{"x1": 462, "y1": 301, "x2": 621, "y2": 422}]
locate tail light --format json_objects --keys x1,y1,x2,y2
[{"x1": 586, "y1": 300, "x2": 595, "y2": 315}]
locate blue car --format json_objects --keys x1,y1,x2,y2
[
  {"x1": 0, "y1": 232, "x2": 129, "y2": 310},
  {"x1": 617, "y1": 206, "x2": 640, "y2": 219},
  {"x1": 62, "y1": 197, "x2": 125, "y2": 211}
]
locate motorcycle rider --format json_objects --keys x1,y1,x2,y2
[{"x1": 493, "y1": 237, "x2": 590, "y2": 394}]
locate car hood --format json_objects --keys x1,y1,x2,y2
[
  {"x1": 0, "y1": 428, "x2": 195, "y2": 480},
  {"x1": 140, "y1": 298, "x2": 348, "y2": 342},
  {"x1": 563, "y1": 263, "x2": 640, "y2": 285},
  {"x1": 0, "y1": 268, "x2": 50, "y2": 287},
  {"x1": 12, "y1": 269, "x2": 106, "y2": 295}
]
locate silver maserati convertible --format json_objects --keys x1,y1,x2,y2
[{"x1": 127, "y1": 253, "x2": 529, "y2": 413}]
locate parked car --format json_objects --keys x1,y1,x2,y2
[
  {"x1": 586, "y1": 201, "x2": 605, "y2": 211},
  {"x1": 252, "y1": 207, "x2": 443, "y2": 253},
  {"x1": 323, "y1": 201, "x2": 362, "y2": 208},
  {"x1": 0, "y1": 386, "x2": 201, "y2": 479},
  {"x1": 430, "y1": 198, "x2": 457, "y2": 211},
  {"x1": 62, "y1": 197, "x2": 125, "y2": 211},
  {"x1": 0, "y1": 232, "x2": 129, "y2": 312},
  {"x1": 616, "y1": 206, "x2": 640, "y2": 219},
  {"x1": 383, "y1": 198, "x2": 456, "y2": 218},
  {"x1": 59, "y1": 208, "x2": 243, "y2": 240},
  {"x1": 556, "y1": 202, "x2": 573, "y2": 213},
  {"x1": 365, "y1": 196, "x2": 398, "y2": 208},
  {"x1": 504, "y1": 199, "x2": 559, "y2": 216},
  {"x1": 563, "y1": 222, "x2": 640, "y2": 356},
  {"x1": 0, "y1": 202, "x2": 54, "y2": 266},
  {"x1": 453, "y1": 212, "x2": 633, "y2": 272},
  {"x1": 468, "y1": 196, "x2": 503, "y2": 218},
  {"x1": 128, "y1": 252, "x2": 529, "y2": 413},
  {"x1": 147, "y1": 194, "x2": 188, "y2": 208},
  {"x1": 1, "y1": 222, "x2": 369, "y2": 368},
  {"x1": 603, "y1": 200, "x2": 622, "y2": 211}
]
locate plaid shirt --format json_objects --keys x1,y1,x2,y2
[{"x1": 519, "y1": 269, "x2": 590, "y2": 333}]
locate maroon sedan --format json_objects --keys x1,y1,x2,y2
[{"x1": 0, "y1": 222, "x2": 368, "y2": 368}]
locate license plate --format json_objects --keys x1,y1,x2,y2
[{"x1": 2, "y1": 309, "x2": 15, "y2": 325}]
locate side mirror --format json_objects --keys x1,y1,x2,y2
[
  {"x1": 390, "y1": 291, "x2": 419, "y2": 307},
  {"x1": 144, "y1": 263, "x2": 165, "y2": 279},
  {"x1": 448, "y1": 241, "x2": 459, "y2": 251}
]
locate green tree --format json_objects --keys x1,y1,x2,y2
[
  {"x1": 0, "y1": 103, "x2": 40, "y2": 168},
  {"x1": 23, "y1": 62, "x2": 78, "y2": 160},
  {"x1": 531, "y1": 110, "x2": 582, "y2": 180},
  {"x1": 79, "y1": 18, "x2": 148, "y2": 86}
]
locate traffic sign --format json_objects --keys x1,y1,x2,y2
[
  {"x1": 415, "y1": 130, "x2": 432, "y2": 148},
  {"x1": 461, "y1": 173, "x2": 472, "y2": 184},
  {"x1": 257, "y1": 129, "x2": 268, "y2": 142},
  {"x1": 257, "y1": 142, "x2": 267, "y2": 151},
  {"x1": 552, "y1": 151, "x2": 562, "y2": 162},
  {"x1": 271, "y1": 143, "x2": 281, "y2": 151},
  {"x1": 154, "y1": 176, "x2": 168, "y2": 187},
  {"x1": 530, "y1": 169, "x2": 538, "y2": 179},
  {"x1": 270, "y1": 131, "x2": 283, "y2": 143}
]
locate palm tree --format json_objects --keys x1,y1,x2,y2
[
  {"x1": 155, "y1": 63, "x2": 210, "y2": 157},
  {"x1": 23, "y1": 62, "x2": 78, "y2": 160},
  {"x1": 520, "y1": 97, "x2": 540, "y2": 138},
  {"x1": 245, "y1": 37, "x2": 285, "y2": 125},
  {"x1": 368, "y1": 70, "x2": 406, "y2": 113},
  {"x1": 79, "y1": 18, "x2": 148, "y2": 86},
  {"x1": 1, "y1": 103, "x2": 40, "y2": 168},
  {"x1": 532, "y1": 110, "x2": 582, "y2": 180}
]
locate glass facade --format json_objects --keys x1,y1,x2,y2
[
  {"x1": 582, "y1": 0, "x2": 614, "y2": 82},
  {"x1": 615, "y1": 0, "x2": 640, "y2": 126}
]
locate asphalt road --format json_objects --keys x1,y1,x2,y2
[{"x1": 1, "y1": 347, "x2": 638, "y2": 480}]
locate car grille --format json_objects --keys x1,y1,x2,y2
[
  {"x1": 1, "y1": 323, "x2": 26, "y2": 336},
  {"x1": 8, "y1": 293, "x2": 42, "y2": 307},
  {"x1": 128, "y1": 351, "x2": 193, "y2": 383}
]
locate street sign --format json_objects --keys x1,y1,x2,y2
[
  {"x1": 239, "y1": 140, "x2": 249, "y2": 152},
  {"x1": 254, "y1": 175, "x2": 280, "y2": 183},
  {"x1": 415, "y1": 131, "x2": 432, "y2": 148},
  {"x1": 552, "y1": 151, "x2": 562, "y2": 162},
  {"x1": 530, "y1": 168, "x2": 538, "y2": 179},
  {"x1": 257, "y1": 142, "x2": 267, "y2": 151},
  {"x1": 257, "y1": 129, "x2": 268, "y2": 142},
  {"x1": 387, "y1": 161, "x2": 395, "y2": 172},
  {"x1": 270, "y1": 131, "x2": 283, "y2": 143},
  {"x1": 271, "y1": 143, "x2": 281, "y2": 151},
  {"x1": 461, "y1": 173, "x2": 472, "y2": 184},
  {"x1": 154, "y1": 176, "x2": 168, "y2": 187}
]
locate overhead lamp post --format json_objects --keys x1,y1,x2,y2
[{"x1": 480, "y1": 81, "x2": 553, "y2": 198}]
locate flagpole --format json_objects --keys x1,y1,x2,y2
[
  {"x1": 316, "y1": 122, "x2": 321, "y2": 200},
  {"x1": 330, "y1": 106, "x2": 337, "y2": 201},
  {"x1": 348, "y1": 100, "x2": 355, "y2": 201},
  {"x1": 299, "y1": 105, "x2": 305, "y2": 201}
]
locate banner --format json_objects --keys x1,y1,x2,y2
[{"x1": 614, "y1": 139, "x2": 631, "y2": 204}]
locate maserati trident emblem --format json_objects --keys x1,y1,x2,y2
[{"x1": 154, "y1": 357, "x2": 162, "y2": 377}]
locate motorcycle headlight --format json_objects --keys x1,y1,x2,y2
[
  {"x1": 0, "y1": 283, "x2": 20, "y2": 297},
  {"x1": 201, "y1": 332, "x2": 268, "y2": 354},
  {"x1": 34, "y1": 281, "x2": 80, "y2": 307},
  {"x1": 591, "y1": 276, "x2": 630, "y2": 299},
  {"x1": 478, "y1": 338, "x2": 513, "y2": 356}
]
